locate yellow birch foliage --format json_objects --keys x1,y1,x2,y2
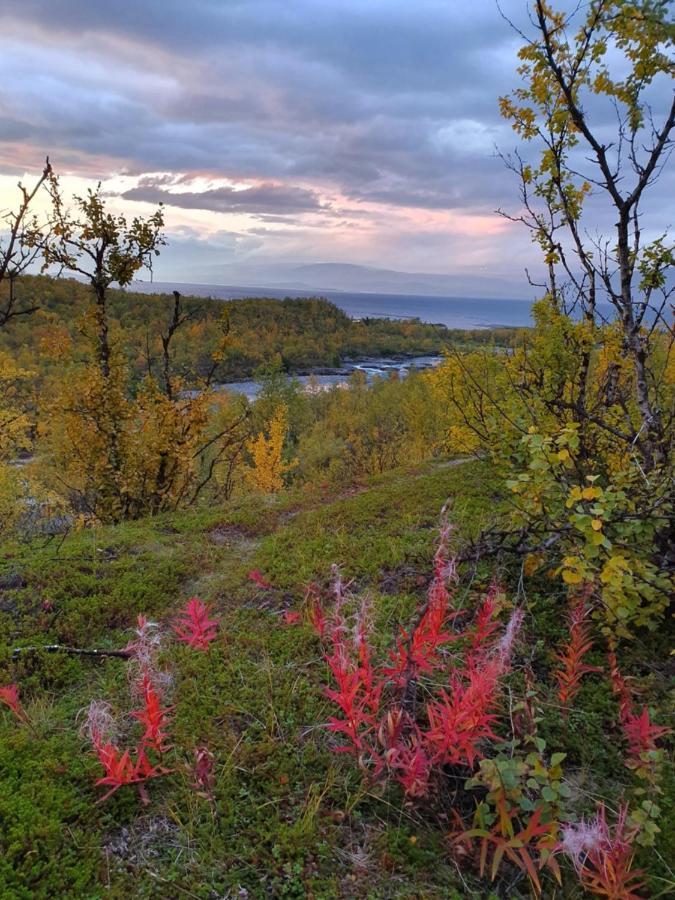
[
  {"x1": 0, "y1": 353, "x2": 33, "y2": 537},
  {"x1": 40, "y1": 361, "x2": 217, "y2": 520},
  {"x1": 245, "y1": 405, "x2": 296, "y2": 493},
  {"x1": 0, "y1": 352, "x2": 33, "y2": 461}
]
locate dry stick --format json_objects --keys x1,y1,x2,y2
[{"x1": 12, "y1": 645, "x2": 131, "y2": 660}]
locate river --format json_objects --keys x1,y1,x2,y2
[{"x1": 214, "y1": 354, "x2": 443, "y2": 400}]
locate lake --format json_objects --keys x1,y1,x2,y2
[{"x1": 133, "y1": 281, "x2": 535, "y2": 329}]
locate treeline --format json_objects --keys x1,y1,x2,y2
[{"x1": 0, "y1": 275, "x2": 517, "y2": 384}]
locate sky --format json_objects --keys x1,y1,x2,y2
[{"x1": 0, "y1": 0, "x2": 672, "y2": 295}]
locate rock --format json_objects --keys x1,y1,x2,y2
[{"x1": 0, "y1": 572, "x2": 26, "y2": 591}]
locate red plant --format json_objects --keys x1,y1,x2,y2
[
  {"x1": 622, "y1": 707, "x2": 670, "y2": 763},
  {"x1": 607, "y1": 650, "x2": 633, "y2": 720},
  {"x1": 191, "y1": 746, "x2": 216, "y2": 800},
  {"x1": 85, "y1": 686, "x2": 172, "y2": 803},
  {"x1": 463, "y1": 806, "x2": 561, "y2": 895},
  {"x1": 306, "y1": 583, "x2": 327, "y2": 639},
  {"x1": 124, "y1": 613, "x2": 165, "y2": 689},
  {"x1": 424, "y1": 661, "x2": 501, "y2": 769},
  {"x1": 554, "y1": 599, "x2": 602, "y2": 711},
  {"x1": 559, "y1": 803, "x2": 646, "y2": 899},
  {"x1": 387, "y1": 734, "x2": 432, "y2": 798},
  {"x1": 325, "y1": 613, "x2": 383, "y2": 760},
  {"x1": 283, "y1": 609, "x2": 301, "y2": 625},
  {"x1": 83, "y1": 607, "x2": 176, "y2": 804},
  {"x1": 319, "y1": 521, "x2": 524, "y2": 800},
  {"x1": 248, "y1": 569, "x2": 272, "y2": 589},
  {"x1": 173, "y1": 598, "x2": 219, "y2": 650},
  {"x1": 607, "y1": 650, "x2": 670, "y2": 772},
  {"x1": 131, "y1": 676, "x2": 173, "y2": 753},
  {"x1": 95, "y1": 743, "x2": 168, "y2": 804},
  {"x1": 0, "y1": 683, "x2": 29, "y2": 726},
  {"x1": 385, "y1": 522, "x2": 458, "y2": 684},
  {"x1": 468, "y1": 581, "x2": 501, "y2": 659}
]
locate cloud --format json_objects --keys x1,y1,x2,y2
[
  {"x1": 120, "y1": 180, "x2": 327, "y2": 215},
  {"x1": 0, "y1": 0, "x2": 672, "y2": 288}
]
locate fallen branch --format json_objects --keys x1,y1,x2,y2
[{"x1": 12, "y1": 644, "x2": 131, "y2": 660}]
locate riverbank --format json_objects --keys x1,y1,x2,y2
[{"x1": 213, "y1": 354, "x2": 443, "y2": 400}]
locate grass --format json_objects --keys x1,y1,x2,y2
[{"x1": 0, "y1": 459, "x2": 671, "y2": 898}]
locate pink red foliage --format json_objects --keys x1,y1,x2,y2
[
  {"x1": 316, "y1": 523, "x2": 524, "y2": 799},
  {"x1": 622, "y1": 707, "x2": 670, "y2": 762},
  {"x1": 248, "y1": 569, "x2": 273, "y2": 589},
  {"x1": 385, "y1": 522, "x2": 459, "y2": 684},
  {"x1": 424, "y1": 661, "x2": 502, "y2": 769},
  {"x1": 131, "y1": 676, "x2": 173, "y2": 753},
  {"x1": 85, "y1": 611, "x2": 175, "y2": 803},
  {"x1": 469, "y1": 581, "x2": 501, "y2": 656},
  {"x1": 306, "y1": 583, "x2": 327, "y2": 639},
  {"x1": 282, "y1": 610, "x2": 301, "y2": 625},
  {"x1": 191, "y1": 746, "x2": 216, "y2": 801},
  {"x1": 0, "y1": 683, "x2": 29, "y2": 726},
  {"x1": 558, "y1": 803, "x2": 646, "y2": 899},
  {"x1": 554, "y1": 598, "x2": 602, "y2": 712},
  {"x1": 173, "y1": 598, "x2": 219, "y2": 651},
  {"x1": 91, "y1": 739, "x2": 169, "y2": 803},
  {"x1": 607, "y1": 650, "x2": 670, "y2": 770}
]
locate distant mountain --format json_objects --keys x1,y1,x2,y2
[
  {"x1": 162, "y1": 261, "x2": 529, "y2": 300},
  {"x1": 282, "y1": 263, "x2": 525, "y2": 299}
]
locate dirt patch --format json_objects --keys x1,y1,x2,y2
[
  {"x1": 241, "y1": 588, "x2": 297, "y2": 615},
  {"x1": 102, "y1": 815, "x2": 186, "y2": 869},
  {"x1": 0, "y1": 572, "x2": 26, "y2": 591},
  {"x1": 208, "y1": 524, "x2": 256, "y2": 546},
  {"x1": 378, "y1": 565, "x2": 428, "y2": 596},
  {"x1": 433, "y1": 457, "x2": 471, "y2": 468}
]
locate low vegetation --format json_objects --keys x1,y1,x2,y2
[
  {"x1": 0, "y1": 461, "x2": 671, "y2": 897},
  {"x1": 0, "y1": 0, "x2": 673, "y2": 896}
]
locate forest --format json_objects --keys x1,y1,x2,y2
[
  {"x1": 0, "y1": 1, "x2": 673, "y2": 898},
  {"x1": 0, "y1": 275, "x2": 512, "y2": 385}
]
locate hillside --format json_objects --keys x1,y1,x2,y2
[
  {"x1": 1, "y1": 459, "x2": 671, "y2": 898},
  {"x1": 0, "y1": 276, "x2": 516, "y2": 386}
]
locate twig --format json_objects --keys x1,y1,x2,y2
[{"x1": 12, "y1": 644, "x2": 131, "y2": 660}]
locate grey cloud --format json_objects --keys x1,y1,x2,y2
[
  {"x1": 0, "y1": 0, "x2": 672, "y2": 280},
  {"x1": 121, "y1": 181, "x2": 326, "y2": 215},
  {"x1": 0, "y1": 0, "x2": 525, "y2": 191}
]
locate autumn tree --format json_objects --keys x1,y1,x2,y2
[
  {"x1": 39, "y1": 187, "x2": 250, "y2": 520},
  {"x1": 0, "y1": 159, "x2": 54, "y2": 536},
  {"x1": 0, "y1": 158, "x2": 53, "y2": 328},
  {"x1": 45, "y1": 180, "x2": 165, "y2": 381},
  {"x1": 37, "y1": 182, "x2": 163, "y2": 518},
  {"x1": 431, "y1": 0, "x2": 674, "y2": 636},
  {"x1": 498, "y1": 0, "x2": 673, "y2": 469},
  {"x1": 245, "y1": 405, "x2": 297, "y2": 493}
]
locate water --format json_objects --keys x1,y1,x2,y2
[
  {"x1": 133, "y1": 281, "x2": 535, "y2": 329},
  {"x1": 214, "y1": 355, "x2": 443, "y2": 401},
  {"x1": 317, "y1": 292, "x2": 534, "y2": 328}
]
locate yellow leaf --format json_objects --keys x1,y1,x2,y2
[
  {"x1": 591, "y1": 519, "x2": 602, "y2": 531},
  {"x1": 523, "y1": 553, "x2": 543, "y2": 576},
  {"x1": 562, "y1": 570, "x2": 583, "y2": 585},
  {"x1": 582, "y1": 487, "x2": 600, "y2": 500}
]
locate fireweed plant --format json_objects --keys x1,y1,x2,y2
[
  {"x1": 310, "y1": 520, "x2": 670, "y2": 897},
  {"x1": 0, "y1": 528, "x2": 668, "y2": 893},
  {"x1": 80, "y1": 604, "x2": 221, "y2": 803},
  {"x1": 4, "y1": 601, "x2": 222, "y2": 808}
]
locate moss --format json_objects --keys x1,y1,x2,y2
[{"x1": 0, "y1": 459, "x2": 671, "y2": 897}]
